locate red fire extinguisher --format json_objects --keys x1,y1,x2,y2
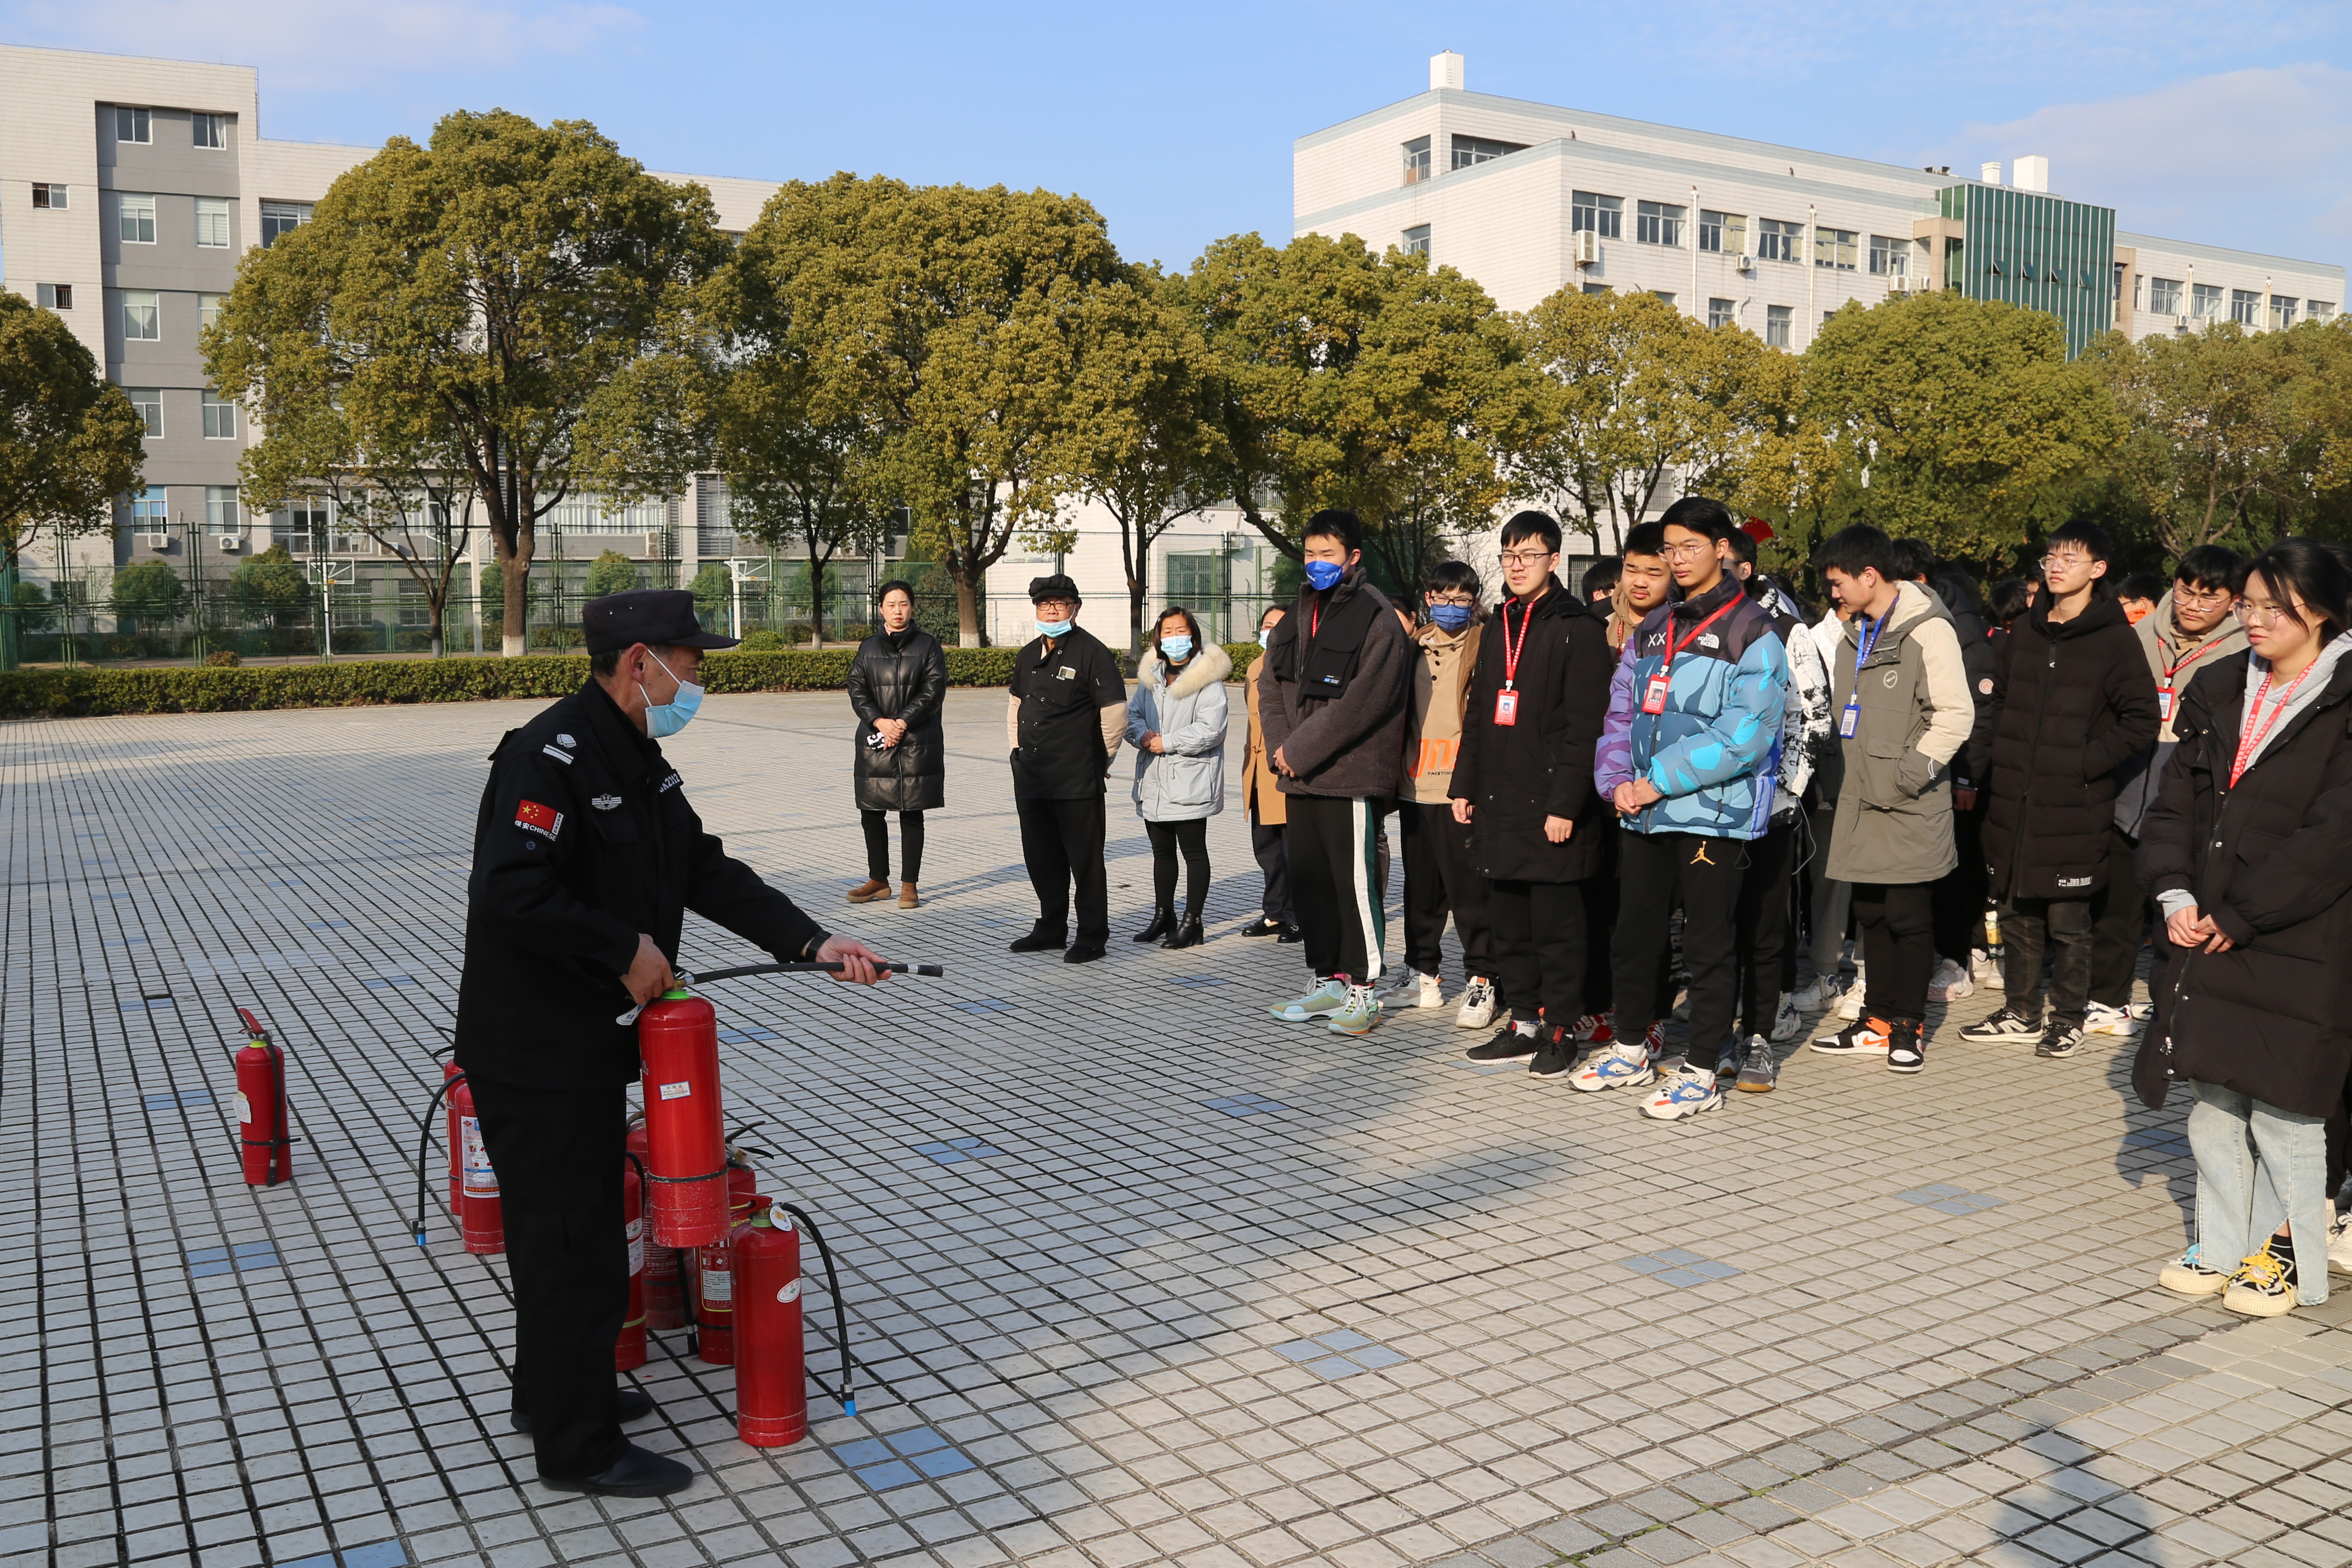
[
  {"x1": 451, "y1": 1076, "x2": 504, "y2": 1255},
  {"x1": 734, "y1": 1196, "x2": 807, "y2": 1447},
  {"x1": 233, "y1": 1007, "x2": 294, "y2": 1186},
  {"x1": 637, "y1": 992, "x2": 728, "y2": 1248},
  {"x1": 443, "y1": 1055, "x2": 464, "y2": 1215},
  {"x1": 626, "y1": 1120, "x2": 689, "y2": 1330},
  {"x1": 695, "y1": 1154, "x2": 761, "y2": 1364},
  {"x1": 616, "y1": 1156, "x2": 647, "y2": 1372}
]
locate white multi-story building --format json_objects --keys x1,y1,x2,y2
[{"x1": 1296, "y1": 52, "x2": 2343, "y2": 359}]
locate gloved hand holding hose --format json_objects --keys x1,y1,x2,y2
[{"x1": 625, "y1": 932, "x2": 892, "y2": 1006}]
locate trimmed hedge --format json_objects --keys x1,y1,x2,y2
[
  {"x1": 0, "y1": 647, "x2": 1029, "y2": 720},
  {"x1": 1222, "y1": 641, "x2": 1262, "y2": 677}
]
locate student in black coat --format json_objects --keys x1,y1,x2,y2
[
  {"x1": 845, "y1": 580, "x2": 947, "y2": 908},
  {"x1": 1449, "y1": 513, "x2": 1613, "y2": 1079},
  {"x1": 2136, "y1": 541, "x2": 2352, "y2": 1316}
]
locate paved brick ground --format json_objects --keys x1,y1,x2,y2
[{"x1": 5, "y1": 686, "x2": 2346, "y2": 1568}]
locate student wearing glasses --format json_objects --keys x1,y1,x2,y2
[
  {"x1": 1965, "y1": 522, "x2": 2159, "y2": 1060},
  {"x1": 1394, "y1": 561, "x2": 1500, "y2": 1026},
  {"x1": 2137, "y1": 540, "x2": 2352, "y2": 1315}
]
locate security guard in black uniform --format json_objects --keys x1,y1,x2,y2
[
  {"x1": 1006, "y1": 574, "x2": 1129, "y2": 963},
  {"x1": 454, "y1": 589, "x2": 887, "y2": 1498}
]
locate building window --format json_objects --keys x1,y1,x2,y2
[
  {"x1": 120, "y1": 289, "x2": 160, "y2": 340},
  {"x1": 118, "y1": 192, "x2": 157, "y2": 244},
  {"x1": 1451, "y1": 135, "x2": 1526, "y2": 170},
  {"x1": 193, "y1": 113, "x2": 226, "y2": 150},
  {"x1": 2271, "y1": 296, "x2": 2298, "y2": 329},
  {"x1": 2230, "y1": 289, "x2": 2260, "y2": 326},
  {"x1": 1867, "y1": 235, "x2": 1909, "y2": 276},
  {"x1": 261, "y1": 201, "x2": 313, "y2": 247},
  {"x1": 284, "y1": 497, "x2": 333, "y2": 550},
  {"x1": 36, "y1": 283, "x2": 73, "y2": 311},
  {"x1": 1651, "y1": 291, "x2": 1678, "y2": 306},
  {"x1": 31, "y1": 181, "x2": 68, "y2": 209},
  {"x1": 1401, "y1": 224, "x2": 1430, "y2": 258},
  {"x1": 2192, "y1": 283, "x2": 2222, "y2": 321},
  {"x1": 1813, "y1": 228, "x2": 1858, "y2": 270},
  {"x1": 207, "y1": 486, "x2": 239, "y2": 535},
  {"x1": 115, "y1": 107, "x2": 151, "y2": 144},
  {"x1": 1757, "y1": 219, "x2": 1803, "y2": 263},
  {"x1": 1636, "y1": 201, "x2": 1687, "y2": 246},
  {"x1": 2149, "y1": 277, "x2": 2182, "y2": 316},
  {"x1": 1571, "y1": 191, "x2": 1623, "y2": 238},
  {"x1": 130, "y1": 488, "x2": 168, "y2": 537},
  {"x1": 1581, "y1": 282, "x2": 1613, "y2": 296},
  {"x1": 2312, "y1": 301, "x2": 2337, "y2": 323},
  {"x1": 195, "y1": 197, "x2": 230, "y2": 248},
  {"x1": 1402, "y1": 136, "x2": 1431, "y2": 186},
  {"x1": 1765, "y1": 305, "x2": 1792, "y2": 347},
  {"x1": 203, "y1": 391, "x2": 237, "y2": 440},
  {"x1": 126, "y1": 389, "x2": 164, "y2": 437},
  {"x1": 199, "y1": 292, "x2": 228, "y2": 331},
  {"x1": 1707, "y1": 297, "x2": 1735, "y2": 329},
  {"x1": 1697, "y1": 210, "x2": 1746, "y2": 255}
]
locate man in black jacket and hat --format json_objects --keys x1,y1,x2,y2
[
  {"x1": 1006, "y1": 574, "x2": 1129, "y2": 963},
  {"x1": 455, "y1": 588, "x2": 889, "y2": 1499}
]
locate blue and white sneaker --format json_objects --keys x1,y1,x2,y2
[
  {"x1": 1569, "y1": 1044, "x2": 1656, "y2": 1093},
  {"x1": 1641, "y1": 1062, "x2": 1723, "y2": 1120},
  {"x1": 1325, "y1": 986, "x2": 1382, "y2": 1037},
  {"x1": 1270, "y1": 978, "x2": 1349, "y2": 1022}
]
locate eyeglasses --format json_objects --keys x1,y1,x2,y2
[
  {"x1": 1425, "y1": 592, "x2": 1476, "y2": 606},
  {"x1": 1662, "y1": 541, "x2": 1714, "y2": 559},
  {"x1": 1499, "y1": 550, "x2": 1555, "y2": 567},
  {"x1": 2042, "y1": 552, "x2": 2092, "y2": 572},
  {"x1": 2233, "y1": 597, "x2": 2305, "y2": 626},
  {"x1": 2175, "y1": 586, "x2": 2232, "y2": 607}
]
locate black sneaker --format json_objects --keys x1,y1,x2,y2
[
  {"x1": 1274, "y1": 922, "x2": 1304, "y2": 944},
  {"x1": 1009, "y1": 928, "x2": 1066, "y2": 953},
  {"x1": 1961, "y1": 1007, "x2": 2040, "y2": 1042},
  {"x1": 1466, "y1": 1025, "x2": 1540, "y2": 1063},
  {"x1": 1528, "y1": 1027, "x2": 1577, "y2": 1079},
  {"x1": 2035, "y1": 1022, "x2": 2084, "y2": 1059},
  {"x1": 1239, "y1": 917, "x2": 1283, "y2": 938},
  {"x1": 1886, "y1": 1020, "x2": 1925, "y2": 1074},
  {"x1": 1063, "y1": 942, "x2": 1107, "y2": 965}
]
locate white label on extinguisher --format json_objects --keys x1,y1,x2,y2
[
  {"x1": 235, "y1": 1092, "x2": 252, "y2": 1126},
  {"x1": 778, "y1": 1280, "x2": 801, "y2": 1304},
  {"x1": 460, "y1": 1115, "x2": 498, "y2": 1195},
  {"x1": 657, "y1": 1081, "x2": 691, "y2": 1100},
  {"x1": 626, "y1": 1218, "x2": 643, "y2": 1276},
  {"x1": 701, "y1": 1266, "x2": 732, "y2": 1305}
]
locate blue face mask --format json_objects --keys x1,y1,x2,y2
[
  {"x1": 639, "y1": 650, "x2": 704, "y2": 738},
  {"x1": 1305, "y1": 558, "x2": 1345, "y2": 592},
  {"x1": 1429, "y1": 604, "x2": 1473, "y2": 632},
  {"x1": 1258, "y1": 628, "x2": 1275, "y2": 648},
  {"x1": 1035, "y1": 617, "x2": 1073, "y2": 640},
  {"x1": 1160, "y1": 636, "x2": 1194, "y2": 662}
]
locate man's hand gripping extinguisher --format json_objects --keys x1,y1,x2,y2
[{"x1": 232, "y1": 1007, "x2": 296, "y2": 1186}]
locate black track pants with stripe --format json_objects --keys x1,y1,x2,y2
[{"x1": 1286, "y1": 793, "x2": 1387, "y2": 984}]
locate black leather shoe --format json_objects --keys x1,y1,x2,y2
[
  {"x1": 1063, "y1": 942, "x2": 1108, "y2": 964},
  {"x1": 511, "y1": 1387, "x2": 653, "y2": 1434},
  {"x1": 539, "y1": 1441, "x2": 694, "y2": 1498},
  {"x1": 1239, "y1": 917, "x2": 1282, "y2": 937},
  {"x1": 1274, "y1": 922, "x2": 1304, "y2": 944},
  {"x1": 1133, "y1": 909, "x2": 1177, "y2": 943},
  {"x1": 1009, "y1": 928, "x2": 1067, "y2": 953},
  {"x1": 1160, "y1": 917, "x2": 1204, "y2": 950}
]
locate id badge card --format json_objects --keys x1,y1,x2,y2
[
  {"x1": 2157, "y1": 684, "x2": 2174, "y2": 721},
  {"x1": 1839, "y1": 698, "x2": 1860, "y2": 738},
  {"x1": 1641, "y1": 672, "x2": 1669, "y2": 715},
  {"x1": 1494, "y1": 688, "x2": 1519, "y2": 726}
]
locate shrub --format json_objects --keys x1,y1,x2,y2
[
  {"x1": 206, "y1": 650, "x2": 241, "y2": 667},
  {"x1": 737, "y1": 630, "x2": 787, "y2": 651},
  {"x1": 110, "y1": 559, "x2": 185, "y2": 626},
  {"x1": 1223, "y1": 642, "x2": 1261, "y2": 678}
]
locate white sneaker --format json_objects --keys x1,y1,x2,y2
[
  {"x1": 1453, "y1": 978, "x2": 1497, "y2": 1030},
  {"x1": 1569, "y1": 1044, "x2": 1656, "y2": 1093},
  {"x1": 2085, "y1": 1001, "x2": 2145, "y2": 1037},
  {"x1": 2329, "y1": 1211, "x2": 2352, "y2": 1276},
  {"x1": 1769, "y1": 993, "x2": 1803, "y2": 1043},
  {"x1": 1837, "y1": 966, "x2": 1867, "y2": 1019},
  {"x1": 1393, "y1": 969, "x2": 1445, "y2": 1011},
  {"x1": 1642, "y1": 1063, "x2": 1722, "y2": 1121},
  {"x1": 1971, "y1": 947, "x2": 2002, "y2": 983},
  {"x1": 1928, "y1": 958, "x2": 1974, "y2": 1002},
  {"x1": 1789, "y1": 974, "x2": 1837, "y2": 1011}
]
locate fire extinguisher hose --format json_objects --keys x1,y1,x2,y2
[
  {"x1": 413, "y1": 1071, "x2": 467, "y2": 1247},
  {"x1": 773, "y1": 1200, "x2": 858, "y2": 1417},
  {"x1": 614, "y1": 961, "x2": 946, "y2": 1026}
]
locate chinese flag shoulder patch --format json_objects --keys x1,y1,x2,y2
[{"x1": 515, "y1": 799, "x2": 563, "y2": 840}]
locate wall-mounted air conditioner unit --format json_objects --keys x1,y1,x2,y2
[
  {"x1": 1888, "y1": 275, "x2": 1911, "y2": 293},
  {"x1": 643, "y1": 531, "x2": 664, "y2": 555},
  {"x1": 1735, "y1": 253, "x2": 1756, "y2": 273},
  {"x1": 1572, "y1": 230, "x2": 1599, "y2": 266},
  {"x1": 217, "y1": 535, "x2": 242, "y2": 552},
  {"x1": 137, "y1": 531, "x2": 169, "y2": 550},
  {"x1": 2175, "y1": 314, "x2": 2189, "y2": 329}
]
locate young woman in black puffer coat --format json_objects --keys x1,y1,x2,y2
[{"x1": 2137, "y1": 540, "x2": 2352, "y2": 1317}]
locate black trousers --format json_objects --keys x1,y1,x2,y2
[
  {"x1": 2089, "y1": 826, "x2": 2147, "y2": 1009},
  {"x1": 2001, "y1": 894, "x2": 2093, "y2": 1027},
  {"x1": 1929, "y1": 801, "x2": 1988, "y2": 962},
  {"x1": 466, "y1": 1077, "x2": 628, "y2": 1481},
  {"x1": 1851, "y1": 881, "x2": 1937, "y2": 1025},
  {"x1": 1286, "y1": 793, "x2": 1386, "y2": 983},
  {"x1": 860, "y1": 809, "x2": 925, "y2": 884},
  {"x1": 1250, "y1": 814, "x2": 1294, "y2": 923},
  {"x1": 1399, "y1": 801, "x2": 1495, "y2": 978},
  {"x1": 1490, "y1": 878, "x2": 1586, "y2": 1026},
  {"x1": 1017, "y1": 793, "x2": 1109, "y2": 945},
  {"x1": 1581, "y1": 833, "x2": 1617, "y2": 1014},
  {"x1": 1144, "y1": 818, "x2": 1211, "y2": 913},
  {"x1": 1733, "y1": 817, "x2": 1797, "y2": 1038},
  {"x1": 1614, "y1": 831, "x2": 1745, "y2": 1071}
]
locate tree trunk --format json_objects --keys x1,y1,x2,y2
[
  {"x1": 499, "y1": 539, "x2": 531, "y2": 658},
  {"x1": 954, "y1": 571, "x2": 981, "y2": 648},
  {"x1": 810, "y1": 551, "x2": 828, "y2": 647}
]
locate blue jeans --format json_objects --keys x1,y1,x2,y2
[{"x1": 2188, "y1": 1080, "x2": 2331, "y2": 1304}]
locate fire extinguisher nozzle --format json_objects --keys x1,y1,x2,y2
[{"x1": 844, "y1": 1396, "x2": 858, "y2": 1417}]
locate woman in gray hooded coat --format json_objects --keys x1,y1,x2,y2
[{"x1": 1127, "y1": 608, "x2": 1231, "y2": 950}]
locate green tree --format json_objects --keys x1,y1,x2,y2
[
  {"x1": 11, "y1": 579, "x2": 55, "y2": 633},
  {"x1": 584, "y1": 549, "x2": 641, "y2": 598},
  {"x1": 231, "y1": 543, "x2": 310, "y2": 628},
  {"x1": 1800, "y1": 291, "x2": 2122, "y2": 558},
  {"x1": 0, "y1": 290, "x2": 147, "y2": 666},
  {"x1": 110, "y1": 559, "x2": 184, "y2": 629},
  {"x1": 206, "y1": 109, "x2": 726, "y2": 657},
  {"x1": 688, "y1": 561, "x2": 731, "y2": 626}
]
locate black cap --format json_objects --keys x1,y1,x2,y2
[
  {"x1": 583, "y1": 589, "x2": 738, "y2": 655},
  {"x1": 1028, "y1": 574, "x2": 1080, "y2": 604}
]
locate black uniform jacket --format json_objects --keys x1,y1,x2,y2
[
  {"x1": 1451, "y1": 578, "x2": 1614, "y2": 883},
  {"x1": 1009, "y1": 624, "x2": 1125, "y2": 801},
  {"x1": 454, "y1": 679, "x2": 826, "y2": 1090}
]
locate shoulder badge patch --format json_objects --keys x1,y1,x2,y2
[
  {"x1": 556, "y1": 733, "x2": 576, "y2": 748},
  {"x1": 515, "y1": 799, "x2": 563, "y2": 840},
  {"x1": 659, "y1": 772, "x2": 683, "y2": 793},
  {"x1": 541, "y1": 745, "x2": 574, "y2": 764},
  {"x1": 591, "y1": 794, "x2": 623, "y2": 811}
]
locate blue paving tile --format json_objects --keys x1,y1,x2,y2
[
  {"x1": 953, "y1": 998, "x2": 1016, "y2": 1015},
  {"x1": 1656, "y1": 1267, "x2": 1709, "y2": 1287},
  {"x1": 1306, "y1": 1354, "x2": 1360, "y2": 1378},
  {"x1": 342, "y1": 1544, "x2": 408, "y2": 1568},
  {"x1": 716, "y1": 1028, "x2": 779, "y2": 1044},
  {"x1": 1272, "y1": 1339, "x2": 1325, "y2": 1362},
  {"x1": 1204, "y1": 1093, "x2": 1289, "y2": 1117},
  {"x1": 1616, "y1": 1254, "x2": 1672, "y2": 1275},
  {"x1": 1275, "y1": 1328, "x2": 1413, "y2": 1379},
  {"x1": 1317, "y1": 1328, "x2": 1373, "y2": 1352},
  {"x1": 1896, "y1": 1186, "x2": 2004, "y2": 1213},
  {"x1": 187, "y1": 1247, "x2": 233, "y2": 1279},
  {"x1": 854, "y1": 1460, "x2": 921, "y2": 1490},
  {"x1": 363, "y1": 976, "x2": 416, "y2": 989},
  {"x1": 277, "y1": 1555, "x2": 338, "y2": 1568},
  {"x1": 2122, "y1": 1128, "x2": 2189, "y2": 1149},
  {"x1": 912, "y1": 1137, "x2": 1007, "y2": 1165},
  {"x1": 143, "y1": 1090, "x2": 212, "y2": 1109},
  {"x1": 1619, "y1": 1250, "x2": 1743, "y2": 1287},
  {"x1": 833, "y1": 1438, "x2": 893, "y2": 1467},
  {"x1": 911, "y1": 1447, "x2": 974, "y2": 1478},
  {"x1": 885, "y1": 1426, "x2": 949, "y2": 1455}
]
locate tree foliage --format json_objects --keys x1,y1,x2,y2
[
  {"x1": 231, "y1": 544, "x2": 310, "y2": 626},
  {"x1": 0, "y1": 290, "x2": 146, "y2": 572},
  {"x1": 584, "y1": 549, "x2": 640, "y2": 599}
]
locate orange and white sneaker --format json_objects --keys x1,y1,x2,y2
[{"x1": 1812, "y1": 1015, "x2": 1892, "y2": 1055}]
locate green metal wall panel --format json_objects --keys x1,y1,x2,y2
[{"x1": 1939, "y1": 184, "x2": 2118, "y2": 358}]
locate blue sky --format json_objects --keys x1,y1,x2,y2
[{"x1": 7, "y1": 0, "x2": 2350, "y2": 273}]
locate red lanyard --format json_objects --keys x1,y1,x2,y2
[
  {"x1": 2231, "y1": 663, "x2": 2316, "y2": 787},
  {"x1": 1500, "y1": 592, "x2": 1544, "y2": 688},
  {"x1": 1662, "y1": 597, "x2": 1739, "y2": 676},
  {"x1": 2164, "y1": 636, "x2": 2225, "y2": 684}
]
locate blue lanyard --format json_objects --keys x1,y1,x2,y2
[{"x1": 1842, "y1": 613, "x2": 1886, "y2": 729}]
